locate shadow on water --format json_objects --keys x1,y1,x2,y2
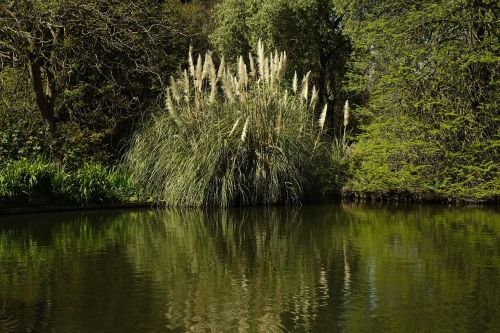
[{"x1": 0, "y1": 204, "x2": 499, "y2": 332}]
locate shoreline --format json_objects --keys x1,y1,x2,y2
[
  {"x1": 0, "y1": 201, "x2": 156, "y2": 216},
  {"x1": 340, "y1": 190, "x2": 499, "y2": 206},
  {"x1": 0, "y1": 193, "x2": 497, "y2": 216}
]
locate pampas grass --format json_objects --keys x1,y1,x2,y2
[
  {"x1": 319, "y1": 103, "x2": 328, "y2": 131},
  {"x1": 240, "y1": 118, "x2": 249, "y2": 142},
  {"x1": 343, "y1": 100, "x2": 350, "y2": 142},
  {"x1": 292, "y1": 72, "x2": 298, "y2": 94},
  {"x1": 126, "y1": 41, "x2": 335, "y2": 207}
]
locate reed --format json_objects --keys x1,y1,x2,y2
[{"x1": 126, "y1": 41, "x2": 337, "y2": 207}]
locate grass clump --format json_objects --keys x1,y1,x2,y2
[
  {"x1": 66, "y1": 164, "x2": 133, "y2": 204},
  {"x1": 126, "y1": 41, "x2": 338, "y2": 207},
  {"x1": 0, "y1": 159, "x2": 133, "y2": 205},
  {"x1": 0, "y1": 158, "x2": 64, "y2": 200}
]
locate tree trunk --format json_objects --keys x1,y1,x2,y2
[{"x1": 28, "y1": 53, "x2": 57, "y2": 136}]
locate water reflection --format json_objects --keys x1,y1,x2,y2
[{"x1": 0, "y1": 205, "x2": 499, "y2": 332}]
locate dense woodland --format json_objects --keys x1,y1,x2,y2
[{"x1": 0, "y1": 0, "x2": 498, "y2": 205}]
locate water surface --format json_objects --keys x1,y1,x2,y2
[{"x1": 0, "y1": 204, "x2": 499, "y2": 332}]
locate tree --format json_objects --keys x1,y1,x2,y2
[
  {"x1": 0, "y1": 1, "x2": 62, "y2": 135},
  {"x1": 335, "y1": 0, "x2": 499, "y2": 200},
  {"x1": 210, "y1": 0, "x2": 352, "y2": 130},
  {"x1": 0, "y1": 0, "x2": 211, "y2": 163}
]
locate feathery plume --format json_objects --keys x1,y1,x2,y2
[
  {"x1": 269, "y1": 51, "x2": 275, "y2": 76},
  {"x1": 188, "y1": 46, "x2": 195, "y2": 78},
  {"x1": 222, "y1": 70, "x2": 234, "y2": 102},
  {"x1": 273, "y1": 52, "x2": 279, "y2": 76},
  {"x1": 301, "y1": 71, "x2": 311, "y2": 101},
  {"x1": 238, "y1": 56, "x2": 247, "y2": 87},
  {"x1": 310, "y1": 85, "x2": 318, "y2": 108},
  {"x1": 304, "y1": 70, "x2": 311, "y2": 82},
  {"x1": 257, "y1": 39, "x2": 265, "y2": 79},
  {"x1": 182, "y1": 70, "x2": 190, "y2": 102},
  {"x1": 292, "y1": 72, "x2": 298, "y2": 93},
  {"x1": 283, "y1": 90, "x2": 288, "y2": 104},
  {"x1": 209, "y1": 66, "x2": 217, "y2": 103},
  {"x1": 264, "y1": 57, "x2": 269, "y2": 83},
  {"x1": 343, "y1": 100, "x2": 350, "y2": 128},
  {"x1": 166, "y1": 88, "x2": 178, "y2": 120},
  {"x1": 229, "y1": 117, "x2": 241, "y2": 136},
  {"x1": 201, "y1": 52, "x2": 211, "y2": 82},
  {"x1": 241, "y1": 118, "x2": 249, "y2": 142},
  {"x1": 276, "y1": 52, "x2": 284, "y2": 77},
  {"x1": 281, "y1": 51, "x2": 287, "y2": 75},
  {"x1": 196, "y1": 54, "x2": 203, "y2": 90},
  {"x1": 319, "y1": 103, "x2": 328, "y2": 131},
  {"x1": 170, "y1": 76, "x2": 181, "y2": 102},
  {"x1": 270, "y1": 56, "x2": 275, "y2": 86},
  {"x1": 217, "y1": 56, "x2": 225, "y2": 79}
]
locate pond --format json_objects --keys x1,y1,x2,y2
[{"x1": 0, "y1": 204, "x2": 499, "y2": 332}]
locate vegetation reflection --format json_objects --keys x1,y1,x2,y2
[{"x1": 0, "y1": 206, "x2": 499, "y2": 331}]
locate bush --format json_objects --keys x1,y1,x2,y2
[
  {"x1": 126, "y1": 42, "x2": 342, "y2": 207},
  {"x1": 346, "y1": 115, "x2": 499, "y2": 202}
]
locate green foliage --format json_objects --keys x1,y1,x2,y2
[
  {"x1": 0, "y1": 120, "x2": 48, "y2": 162},
  {"x1": 347, "y1": 116, "x2": 499, "y2": 202},
  {"x1": 336, "y1": 0, "x2": 500, "y2": 202},
  {"x1": 126, "y1": 43, "x2": 341, "y2": 207},
  {"x1": 0, "y1": 159, "x2": 133, "y2": 204},
  {"x1": 0, "y1": 67, "x2": 48, "y2": 162},
  {"x1": 0, "y1": 65, "x2": 112, "y2": 165},
  {"x1": 53, "y1": 123, "x2": 112, "y2": 167},
  {"x1": 329, "y1": 138, "x2": 351, "y2": 190}
]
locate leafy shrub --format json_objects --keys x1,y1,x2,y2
[
  {"x1": 126, "y1": 42, "x2": 341, "y2": 207},
  {"x1": 346, "y1": 115, "x2": 499, "y2": 202}
]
